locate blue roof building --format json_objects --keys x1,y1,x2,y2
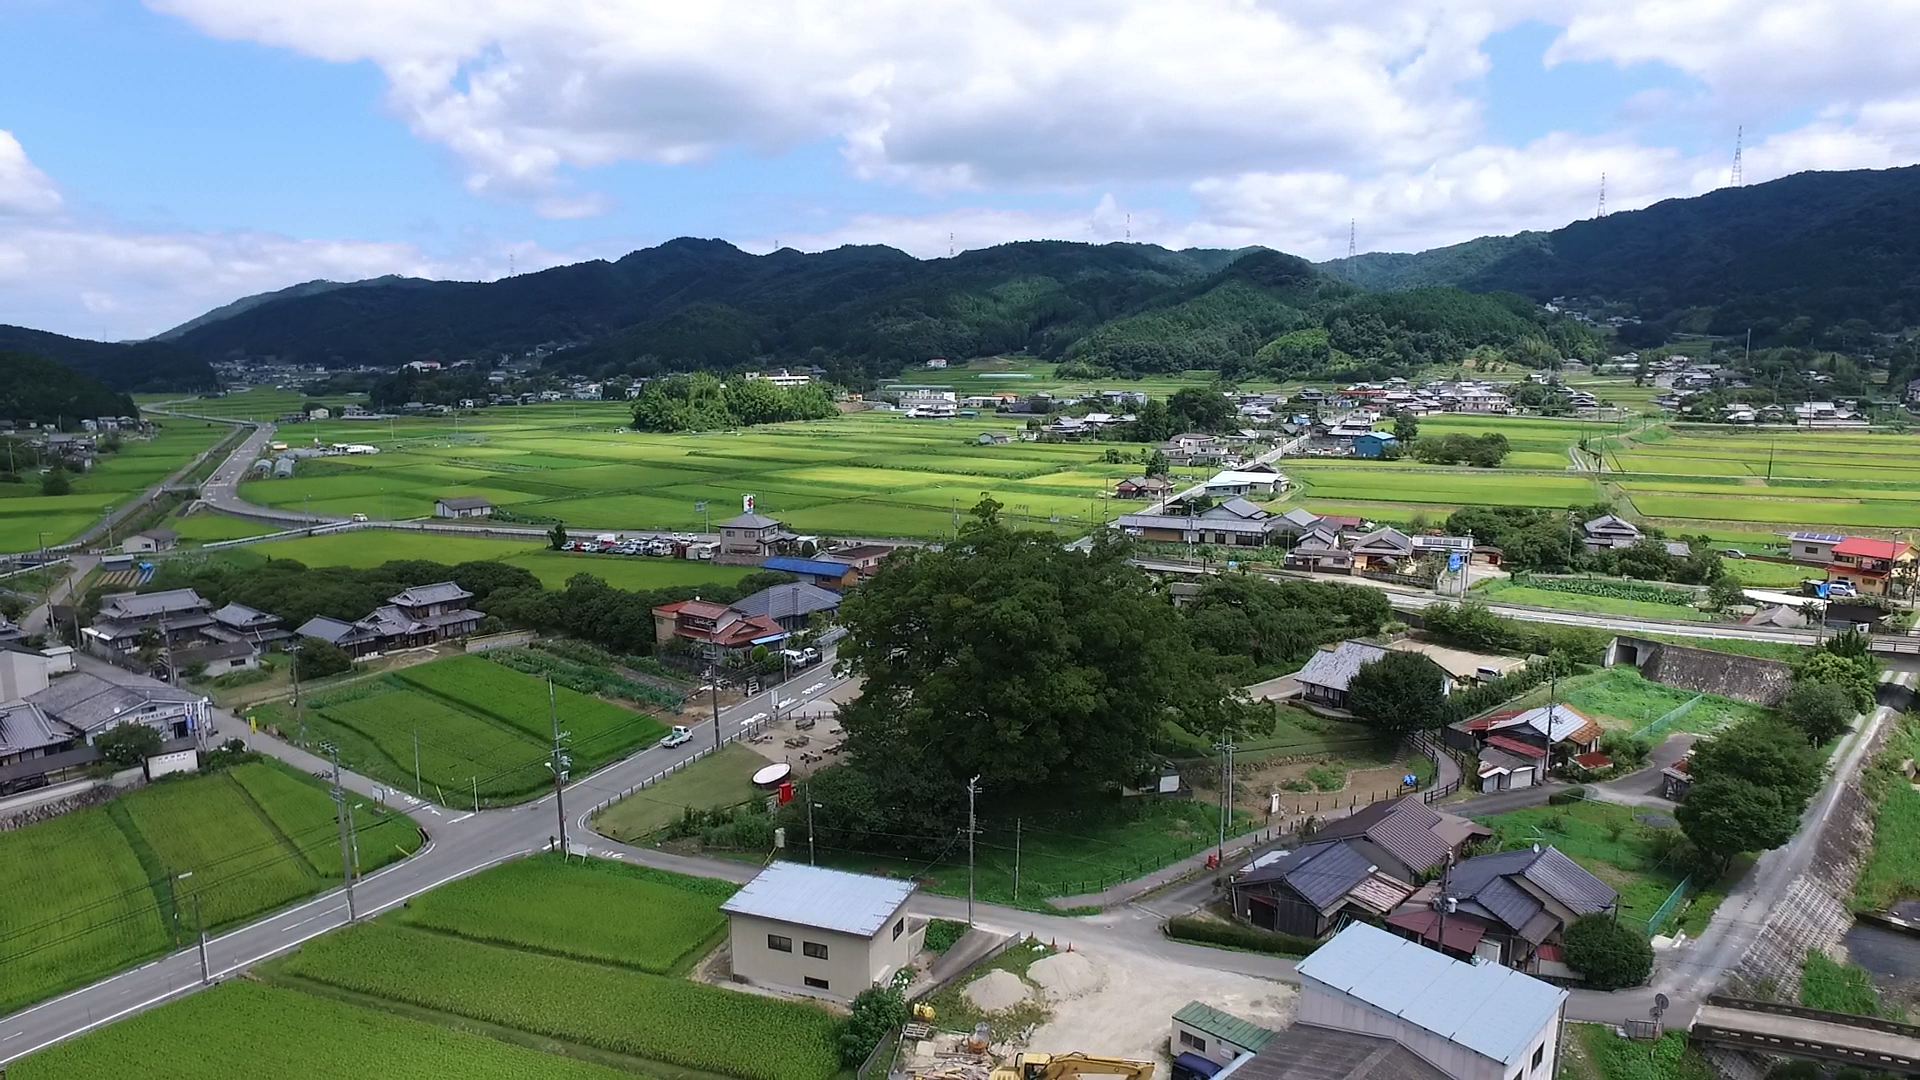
[
  {"x1": 761, "y1": 556, "x2": 859, "y2": 589},
  {"x1": 1353, "y1": 432, "x2": 1398, "y2": 459}
]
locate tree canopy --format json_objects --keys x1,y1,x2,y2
[
  {"x1": 1563, "y1": 914, "x2": 1653, "y2": 989},
  {"x1": 1346, "y1": 651, "x2": 1452, "y2": 736},
  {"x1": 830, "y1": 502, "x2": 1253, "y2": 835}
]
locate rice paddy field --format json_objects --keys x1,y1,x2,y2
[
  {"x1": 17, "y1": 856, "x2": 841, "y2": 1080},
  {"x1": 142, "y1": 386, "x2": 369, "y2": 422},
  {"x1": 247, "y1": 655, "x2": 668, "y2": 806},
  {"x1": 236, "y1": 403, "x2": 1164, "y2": 538},
  {"x1": 0, "y1": 419, "x2": 231, "y2": 552},
  {"x1": 208, "y1": 528, "x2": 760, "y2": 590},
  {"x1": 0, "y1": 760, "x2": 418, "y2": 1013}
]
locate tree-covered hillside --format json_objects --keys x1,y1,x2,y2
[
  {"x1": 1323, "y1": 166, "x2": 1920, "y2": 347},
  {"x1": 0, "y1": 326, "x2": 215, "y2": 393},
  {"x1": 0, "y1": 352, "x2": 139, "y2": 424}
]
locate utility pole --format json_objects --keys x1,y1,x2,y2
[
  {"x1": 708, "y1": 664, "x2": 723, "y2": 751},
  {"x1": 548, "y1": 677, "x2": 570, "y2": 858},
  {"x1": 1013, "y1": 818, "x2": 1022, "y2": 902},
  {"x1": 290, "y1": 644, "x2": 306, "y2": 747},
  {"x1": 323, "y1": 742, "x2": 357, "y2": 922},
  {"x1": 807, "y1": 779, "x2": 817, "y2": 866},
  {"x1": 413, "y1": 729, "x2": 422, "y2": 796},
  {"x1": 193, "y1": 892, "x2": 209, "y2": 984},
  {"x1": 1214, "y1": 739, "x2": 1237, "y2": 866},
  {"x1": 965, "y1": 775, "x2": 981, "y2": 926}
]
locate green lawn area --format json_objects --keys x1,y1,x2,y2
[
  {"x1": 1855, "y1": 715, "x2": 1920, "y2": 912},
  {"x1": 1724, "y1": 559, "x2": 1812, "y2": 587},
  {"x1": 0, "y1": 760, "x2": 417, "y2": 1014},
  {"x1": 166, "y1": 511, "x2": 281, "y2": 543},
  {"x1": 1163, "y1": 704, "x2": 1379, "y2": 761},
  {"x1": 819, "y1": 796, "x2": 1222, "y2": 910},
  {"x1": 1472, "y1": 579, "x2": 1717, "y2": 623},
  {"x1": 593, "y1": 743, "x2": 766, "y2": 842},
  {"x1": 1502, "y1": 667, "x2": 1776, "y2": 736},
  {"x1": 1475, "y1": 801, "x2": 1728, "y2": 938}
]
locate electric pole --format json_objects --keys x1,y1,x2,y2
[
  {"x1": 194, "y1": 892, "x2": 209, "y2": 984},
  {"x1": 413, "y1": 728, "x2": 422, "y2": 797},
  {"x1": 807, "y1": 779, "x2": 816, "y2": 866},
  {"x1": 708, "y1": 664, "x2": 723, "y2": 751},
  {"x1": 323, "y1": 742, "x2": 357, "y2": 922},
  {"x1": 1214, "y1": 739, "x2": 1237, "y2": 866},
  {"x1": 1013, "y1": 818, "x2": 1022, "y2": 902},
  {"x1": 548, "y1": 677, "x2": 570, "y2": 858},
  {"x1": 966, "y1": 775, "x2": 981, "y2": 926}
]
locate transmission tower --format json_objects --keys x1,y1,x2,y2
[
  {"x1": 1125, "y1": 213, "x2": 1131, "y2": 242},
  {"x1": 1731, "y1": 124, "x2": 1744, "y2": 186},
  {"x1": 948, "y1": 231, "x2": 954, "y2": 258},
  {"x1": 1347, "y1": 219, "x2": 1356, "y2": 259},
  {"x1": 1597, "y1": 173, "x2": 1607, "y2": 218}
]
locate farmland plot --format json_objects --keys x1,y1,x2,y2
[
  {"x1": 7, "y1": 982, "x2": 635, "y2": 1080},
  {"x1": 284, "y1": 923, "x2": 844, "y2": 1080},
  {"x1": 396, "y1": 855, "x2": 734, "y2": 972},
  {"x1": 393, "y1": 655, "x2": 665, "y2": 767}
]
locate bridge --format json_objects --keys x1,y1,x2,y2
[{"x1": 1689, "y1": 996, "x2": 1920, "y2": 1074}]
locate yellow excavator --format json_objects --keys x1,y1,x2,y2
[{"x1": 989, "y1": 1052, "x2": 1155, "y2": 1080}]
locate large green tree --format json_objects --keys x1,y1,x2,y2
[
  {"x1": 1180, "y1": 575, "x2": 1391, "y2": 683},
  {"x1": 1345, "y1": 651, "x2": 1451, "y2": 737},
  {"x1": 1781, "y1": 680, "x2": 1856, "y2": 746},
  {"x1": 1563, "y1": 914, "x2": 1654, "y2": 989},
  {"x1": 1676, "y1": 776, "x2": 1801, "y2": 864},
  {"x1": 1796, "y1": 650, "x2": 1877, "y2": 714},
  {"x1": 1689, "y1": 719, "x2": 1823, "y2": 807},
  {"x1": 831, "y1": 502, "x2": 1252, "y2": 834}
]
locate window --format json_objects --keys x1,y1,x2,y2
[
  {"x1": 803, "y1": 941, "x2": 829, "y2": 960},
  {"x1": 1178, "y1": 1032, "x2": 1207, "y2": 1052},
  {"x1": 893, "y1": 918, "x2": 905, "y2": 940},
  {"x1": 1532, "y1": 1045, "x2": 1545, "y2": 1071},
  {"x1": 767, "y1": 934, "x2": 792, "y2": 953},
  {"x1": 804, "y1": 976, "x2": 830, "y2": 990}
]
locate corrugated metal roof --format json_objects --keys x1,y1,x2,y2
[
  {"x1": 721, "y1": 862, "x2": 915, "y2": 937},
  {"x1": 1520, "y1": 847, "x2": 1618, "y2": 915},
  {"x1": 762, "y1": 556, "x2": 856, "y2": 578},
  {"x1": 1297, "y1": 923, "x2": 1566, "y2": 1067},
  {"x1": 1173, "y1": 1001, "x2": 1280, "y2": 1052},
  {"x1": 1295, "y1": 641, "x2": 1388, "y2": 694}
]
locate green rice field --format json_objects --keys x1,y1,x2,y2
[
  {"x1": 0, "y1": 419, "x2": 231, "y2": 552},
  {"x1": 0, "y1": 760, "x2": 418, "y2": 1013},
  {"x1": 248, "y1": 656, "x2": 668, "y2": 806},
  {"x1": 214, "y1": 528, "x2": 758, "y2": 590}
]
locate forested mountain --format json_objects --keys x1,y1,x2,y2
[
  {"x1": 153, "y1": 276, "x2": 411, "y2": 341},
  {"x1": 1323, "y1": 166, "x2": 1920, "y2": 347},
  {"x1": 0, "y1": 326, "x2": 215, "y2": 393},
  {"x1": 0, "y1": 352, "x2": 139, "y2": 423}
]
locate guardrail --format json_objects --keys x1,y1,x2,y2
[
  {"x1": 1705, "y1": 995, "x2": 1920, "y2": 1039},
  {"x1": 582, "y1": 713, "x2": 778, "y2": 819}
]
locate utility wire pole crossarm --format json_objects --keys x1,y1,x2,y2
[
  {"x1": 548, "y1": 677, "x2": 571, "y2": 858},
  {"x1": 322, "y1": 742, "x2": 357, "y2": 922},
  {"x1": 965, "y1": 775, "x2": 981, "y2": 927}
]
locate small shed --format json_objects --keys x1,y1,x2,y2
[
  {"x1": 434, "y1": 496, "x2": 496, "y2": 519},
  {"x1": 1172, "y1": 1001, "x2": 1279, "y2": 1070},
  {"x1": 1353, "y1": 432, "x2": 1398, "y2": 459},
  {"x1": 720, "y1": 863, "x2": 925, "y2": 1001},
  {"x1": 122, "y1": 528, "x2": 179, "y2": 555}
]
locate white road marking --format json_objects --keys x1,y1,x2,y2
[
  {"x1": 447, "y1": 812, "x2": 474, "y2": 824},
  {"x1": 804, "y1": 682, "x2": 826, "y2": 695}
]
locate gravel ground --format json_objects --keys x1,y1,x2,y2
[{"x1": 964, "y1": 969, "x2": 1035, "y2": 1012}]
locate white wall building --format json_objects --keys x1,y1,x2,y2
[
  {"x1": 721, "y1": 862, "x2": 926, "y2": 1001},
  {"x1": 1292, "y1": 923, "x2": 1567, "y2": 1080}
]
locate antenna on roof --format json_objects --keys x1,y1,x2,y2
[{"x1": 1731, "y1": 124, "x2": 1744, "y2": 187}]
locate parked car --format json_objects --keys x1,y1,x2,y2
[
  {"x1": 1827, "y1": 581, "x2": 1859, "y2": 598},
  {"x1": 349, "y1": 513, "x2": 369, "y2": 522},
  {"x1": 1720, "y1": 548, "x2": 1748, "y2": 559},
  {"x1": 659, "y1": 726, "x2": 693, "y2": 748}
]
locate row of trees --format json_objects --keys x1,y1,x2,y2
[
  {"x1": 1407, "y1": 432, "x2": 1510, "y2": 467},
  {"x1": 630, "y1": 372, "x2": 837, "y2": 432},
  {"x1": 1443, "y1": 504, "x2": 1725, "y2": 584}
]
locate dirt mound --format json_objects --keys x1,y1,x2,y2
[
  {"x1": 1027, "y1": 952, "x2": 1101, "y2": 1000},
  {"x1": 963, "y1": 969, "x2": 1033, "y2": 1012}
]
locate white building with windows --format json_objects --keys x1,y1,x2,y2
[
  {"x1": 1292, "y1": 923, "x2": 1567, "y2": 1080},
  {"x1": 721, "y1": 862, "x2": 926, "y2": 1001}
]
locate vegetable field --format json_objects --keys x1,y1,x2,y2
[
  {"x1": 8, "y1": 982, "x2": 635, "y2": 1080},
  {"x1": 285, "y1": 922, "x2": 843, "y2": 1080},
  {"x1": 1512, "y1": 575, "x2": 1700, "y2": 607},
  {"x1": 396, "y1": 855, "x2": 734, "y2": 972},
  {"x1": 0, "y1": 761, "x2": 418, "y2": 1013}
]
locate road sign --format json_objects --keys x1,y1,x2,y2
[
  {"x1": 694, "y1": 500, "x2": 707, "y2": 512},
  {"x1": 1448, "y1": 552, "x2": 1464, "y2": 571}
]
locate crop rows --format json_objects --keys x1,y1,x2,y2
[
  {"x1": 230, "y1": 760, "x2": 421, "y2": 876},
  {"x1": 8, "y1": 982, "x2": 634, "y2": 1080},
  {"x1": 285, "y1": 923, "x2": 843, "y2": 1080},
  {"x1": 396, "y1": 855, "x2": 734, "y2": 972},
  {"x1": 394, "y1": 655, "x2": 665, "y2": 767},
  {"x1": 1516, "y1": 575, "x2": 1698, "y2": 607}
]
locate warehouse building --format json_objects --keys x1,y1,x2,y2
[{"x1": 721, "y1": 862, "x2": 925, "y2": 1001}]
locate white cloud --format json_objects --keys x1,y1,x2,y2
[
  {"x1": 0, "y1": 130, "x2": 62, "y2": 216},
  {"x1": 0, "y1": 128, "x2": 571, "y2": 339},
  {"x1": 149, "y1": 0, "x2": 1505, "y2": 207}
]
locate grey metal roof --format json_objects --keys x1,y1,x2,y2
[
  {"x1": 436, "y1": 496, "x2": 494, "y2": 510},
  {"x1": 97, "y1": 589, "x2": 209, "y2": 620},
  {"x1": 26, "y1": 673, "x2": 203, "y2": 734},
  {"x1": 721, "y1": 511, "x2": 783, "y2": 529},
  {"x1": 212, "y1": 602, "x2": 278, "y2": 629},
  {"x1": 1118, "y1": 513, "x2": 1272, "y2": 535},
  {"x1": 387, "y1": 582, "x2": 473, "y2": 607},
  {"x1": 1203, "y1": 497, "x2": 1271, "y2": 521},
  {"x1": 732, "y1": 582, "x2": 842, "y2": 621},
  {"x1": 721, "y1": 861, "x2": 916, "y2": 937},
  {"x1": 1583, "y1": 514, "x2": 1638, "y2": 536},
  {"x1": 0, "y1": 702, "x2": 68, "y2": 756},
  {"x1": 1295, "y1": 641, "x2": 1388, "y2": 694},
  {"x1": 1263, "y1": 841, "x2": 1380, "y2": 911},
  {"x1": 1314, "y1": 798, "x2": 1450, "y2": 877},
  {"x1": 1519, "y1": 846, "x2": 1618, "y2": 915},
  {"x1": 1228, "y1": 1025, "x2": 1447, "y2": 1080},
  {"x1": 295, "y1": 615, "x2": 359, "y2": 644},
  {"x1": 1278, "y1": 507, "x2": 1322, "y2": 529},
  {"x1": 1295, "y1": 923, "x2": 1566, "y2": 1067},
  {"x1": 1443, "y1": 846, "x2": 1615, "y2": 933},
  {"x1": 134, "y1": 527, "x2": 179, "y2": 542},
  {"x1": 1351, "y1": 527, "x2": 1412, "y2": 554}
]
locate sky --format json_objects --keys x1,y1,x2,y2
[{"x1": 4, "y1": 1, "x2": 1920, "y2": 341}]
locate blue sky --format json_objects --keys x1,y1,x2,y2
[{"x1": 2, "y1": 0, "x2": 1917, "y2": 339}]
